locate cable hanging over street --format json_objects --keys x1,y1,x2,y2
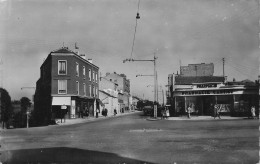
[{"x1": 130, "y1": 0, "x2": 141, "y2": 60}]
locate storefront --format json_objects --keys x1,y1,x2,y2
[
  {"x1": 51, "y1": 96, "x2": 100, "y2": 119},
  {"x1": 173, "y1": 83, "x2": 258, "y2": 116}
]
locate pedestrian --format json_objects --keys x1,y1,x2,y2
[
  {"x1": 166, "y1": 108, "x2": 170, "y2": 119},
  {"x1": 187, "y1": 106, "x2": 191, "y2": 119},
  {"x1": 96, "y1": 109, "x2": 99, "y2": 118},
  {"x1": 85, "y1": 109, "x2": 89, "y2": 117},
  {"x1": 102, "y1": 108, "x2": 105, "y2": 116},
  {"x1": 161, "y1": 108, "x2": 164, "y2": 119},
  {"x1": 251, "y1": 106, "x2": 256, "y2": 119},
  {"x1": 114, "y1": 109, "x2": 117, "y2": 116},
  {"x1": 105, "y1": 108, "x2": 108, "y2": 117},
  {"x1": 214, "y1": 104, "x2": 221, "y2": 119}
]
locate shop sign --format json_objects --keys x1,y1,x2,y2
[
  {"x1": 197, "y1": 84, "x2": 217, "y2": 88},
  {"x1": 181, "y1": 90, "x2": 233, "y2": 96}
]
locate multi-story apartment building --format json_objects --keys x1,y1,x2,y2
[{"x1": 34, "y1": 47, "x2": 99, "y2": 125}]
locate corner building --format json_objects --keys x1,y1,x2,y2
[
  {"x1": 167, "y1": 63, "x2": 259, "y2": 117},
  {"x1": 35, "y1": 47, "x2": 100, "y2": 123}
]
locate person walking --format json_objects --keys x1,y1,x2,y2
[
  {"x1": 161, "y1": 108, "x2": 165, "y2": 119},
  {"x1": 114, "y1": 109, "x2": 117, "y2": 116},
  {"x1": 105, "y1": 108, "x2": 108, "y2": 117},
  {"x1": 251, "y1": 106, "x2": 256, "y2": 119},
  {"x1": 187, "y1": 106, "x2": 191, "y2": 119},
  {"x1": 96, "y1": 109, "x2": 99, "y2": 118},
  {"x1": 214, "y1": 104, "x2": 221, "y2": 119},
  {"x1": 166, "y1": 108, "x2": 170, "y2": 119}
]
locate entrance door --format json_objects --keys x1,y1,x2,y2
[{"x1": 202, "y1": 96, "x2": 215, "y2": 116}]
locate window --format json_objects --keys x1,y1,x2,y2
[
  {"x1": 76, "y1": 63, "x2": 79, "y2": 77},
  {"x1": 58, "y1": 60, "x2": 67, "y2": 75},
  {"x1": 83, "y1": 83, "x2": 86, "y2": 96},
  {"x1": 83, "y1": 66, "x2": 85, "y2": 76},
  {"x1": 58, "y1": 80, "x2": 67, "y2": 94},
  {"x1": 89, "y1": 69, "x2": 91, "y2": 81},
  {"x1": 76, "y1": 81, "x2": 79, "y2": 95},
  {"x1": 93, "y1": 71, "x2": 95, "y2": 82},
  {"x1": 95, "y1": 73, "x2": 98, "y2": 83},
  {"x1": 96, "y1": 88, "x2": 98, "y2": 97},
  {"x1": 89, "y1": 85, "x2": 92, "y2": 96},
  {"x1": 93, "y1": 86, "x2": 95, "y2": 97}
]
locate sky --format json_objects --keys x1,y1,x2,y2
[{"x1": 0, "y1": 0, "x2": 259, "y2": 102}]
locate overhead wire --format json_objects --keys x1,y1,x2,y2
[{"x1": 130, "y1": 0, "x2": 141, "y2": 59}]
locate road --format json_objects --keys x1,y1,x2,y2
[{"x1": 0, "y1": 112, "x2": 259, "y2": 163}]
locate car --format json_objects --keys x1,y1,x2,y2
[{"x1": 143, "y1": 106, "x2": 153, "y2": 116}]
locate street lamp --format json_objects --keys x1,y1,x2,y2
[
  {"x1": 124, "y1": 54, "x2": 158, "y2": 118},
  {"x1": 21, "y1": 87, "x2": 35, "y2": 128}
]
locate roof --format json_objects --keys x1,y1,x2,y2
[
  {"x1": 51, "y1": 47, "x2": 76, "y2": 54},
  {"x1": 48, "y1": 47, "x2": 99, "y2": 69},
  {"x1": 99, "y1": 90, "x2": 117, "y2": 98},
  {"x1": 175, "y1": 76, "x2": 225, "y2": 85}
]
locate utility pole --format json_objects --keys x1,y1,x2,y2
[
  {"x1": 0, "y1": 57, "x2": 3, "y2": 88},
  {"x1": 123, "y1": 54, "x2": 158, "y2": 118},
  {"x1": 222, "y1": 58, "x2": 225, "y2": 77}
]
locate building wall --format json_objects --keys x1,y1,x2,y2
[
  {"x1": 51, "y1": 54, "x2": 99, "y2": 98},
  {"x1": 99, "y1": 77, "x2": 116, "y2": 91},
  {"x1": 180, "y1": 63, "x2": 214, "y2": 76},
  {"x1": 105, "y1": 72, "x2": 130, "y2": 93},
  {"x1": 99, "y1": 90, "x2": 119, "y2": 116}
]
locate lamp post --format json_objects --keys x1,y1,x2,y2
[
  {"x1": 21, "y1": 87, "x2": 35, "y2": 128},
  {"x1": 124, "y1": 54, "x2": 158, "y2": 118}
]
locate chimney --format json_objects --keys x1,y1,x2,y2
[
  {"x1": 87, "y1": 59, "x2": 93, "y2": 63},
  {"x1": 75, "y1": 42, "x2": 79, "y2": 55},
  {"x1": 80, "y1": 54, "x2": 86, "y2": 60}
]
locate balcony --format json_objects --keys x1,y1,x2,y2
[{"x1": 59, "y1": 70, "x2": 66, "y2": 75}]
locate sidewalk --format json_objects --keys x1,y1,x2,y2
[
  {"x1": 167, "y1": 116, "x2": 245, "y2": 120},
  {"x1": 55, "y1": 110, "x2": 140, "y2": 126},
  {"x1": 147, "y1": 116, "x2": 249, "y2": 121}
]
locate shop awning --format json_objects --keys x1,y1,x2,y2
[{"x1": 52, "y1": 97, "x2": 71, "y2": 106}]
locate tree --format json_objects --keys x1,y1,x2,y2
[
  {"x1": 0, "y1": 88, "x2": 12, "y2": 129},
  {"x1": 20, "y1": 97, "x2": 31, "y2": 114},
  {"x1": 17, "y1": 97, "x2": 32, "y2": 128}
]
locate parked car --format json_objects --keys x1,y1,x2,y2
[
  {"x1": 7, "y1": 118, "x2": 15, "y2": 129},
  {"x1": 143, "y1": 106, "x2": 153, "y2": 116}
]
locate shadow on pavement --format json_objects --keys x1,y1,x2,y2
[{"x1": 1, "y1": 147, "x2": 153, "y2": 164}]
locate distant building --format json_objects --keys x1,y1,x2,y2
[
  {"x1": 99, "y1": 77, "x2": 119, "y2": 116},
  {"x1": 34, "y1": 47, "x2": 100, "y2": 125},
  {"x1": 104, "y1": 72, "x2": 131, "y2": 112},
  {"x1": 180, "y1": 63, "x2": 214, "y2": 76},
  {"x1": 167, "y1": 63, "x2": 259, "y2": 117},
  {"x1": 132, "y1": 96, "x2": 141, "y2": 110},
  {"x1": 104, "y1": 72, "x2": 130, "y2": 93}
]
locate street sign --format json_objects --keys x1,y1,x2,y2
[{"x1": 61, "y1": 105, "x2": 67, "y2": 109}]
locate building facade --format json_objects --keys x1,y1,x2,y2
[
  {"x1": 99, "y1": 77, "x2": 119, "y2": 116},
  {"x1": 167, "y1": 63, "x2": 259, "y2": 117},
  {"x1": 34, "y1": 47, "x2": 100, "y2": 124},
  {"x1": 180, "y1": 63, "x2": 214, "y2": 76},
  {"x1": 104, "y1": 72, "x2": 131, "y2": 112}
]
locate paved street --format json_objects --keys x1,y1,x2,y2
[{"x1": 0, "y1": 112, "x2": 259, "y2": 164}]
